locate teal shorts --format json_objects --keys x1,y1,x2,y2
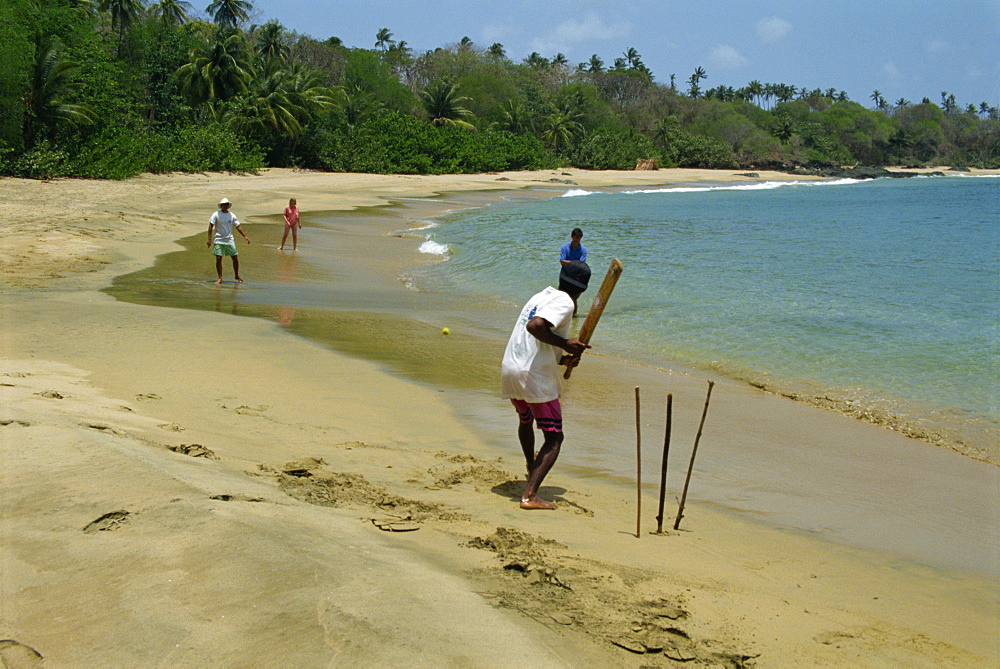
[{"x1": 213, "y1": 244, "x2": 238, "y2": 257}]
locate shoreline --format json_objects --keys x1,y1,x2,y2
[{"x1": 2, "y1": 168, "x2": 998, "y2": 666}]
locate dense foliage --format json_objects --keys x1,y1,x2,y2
[{"x1": 2, "y1": 0, "x2": 998, "y2": 179}]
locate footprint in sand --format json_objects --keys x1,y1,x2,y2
[
  {"x1": 209, "y1": 494, "x2": 265, "y2": 503},
  {"x1": 0, "y1": 639, "x2": 44, "y2": 667},
  {"x1": 134, "y1": 393, "x2": 161, "y2": 400},
  {"x1": 83, "y1": 510, "x2": 130, "y2": 533},
  {"x1": 168, "y1": 444, "x2": 218, "y2": 459},
  {"x1": 1, "y1": 419, "x2": 31, "y2": 427},
  {"x1": 157, "y1": 422, "x2": 185, "y2": 432},
  {"x1": 34, "y1": 390, "x2": 65, "y2": 399}
]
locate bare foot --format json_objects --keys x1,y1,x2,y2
[
  {"x1": 277, "y1": 246, "x2": 284, "y2": 250},
  {"x1": 520, "y1": 496, "x2": 557, "y2": 510},
  {"x1": 236, "y1": 277, "x2": 244, "y2": 283},
  {"x1": 213, "y1": 278, "x2": 223, "y2": 285}
]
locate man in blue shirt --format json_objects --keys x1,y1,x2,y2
[{"x1": 559, "y1": 228, "x2": 587, "y2": 266}]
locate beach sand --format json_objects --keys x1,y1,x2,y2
[{"x1": 1, "y1": 167, "x2": 997, "y2": 667}]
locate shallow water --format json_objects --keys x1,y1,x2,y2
[{"x1": 418, "y1": 175, "x2": 1000, "y2": 457}]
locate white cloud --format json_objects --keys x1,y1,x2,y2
[
  {"x1": 481, "y1": 23, "x2": 516, "y2": 44},
  {"x1": 756, "y1": 16, "x2": 791, "y2": 43},
  {"x1": 709, "y1": 44, "x2": 749, "y2": 70},
  {"x1": 924, "y1": 38, "x2": 948, "y2": 53},
  {"x1": 531, "y1": 11, "x2": 631, "y2": 54},
  {"x1": 882, "y1": 61, "x2": 901, "y2": 78}
]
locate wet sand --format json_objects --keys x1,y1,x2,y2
[{"x1": 1, "y1": 168, "x2": 997, "y2": 666}]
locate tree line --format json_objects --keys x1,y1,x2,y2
[{"x1": 2, "y1": 0, "x2": 997, "y2": 179}]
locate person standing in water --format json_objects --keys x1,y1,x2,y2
[
  {"x1": 559, "y1": 228, "x2": 587, "y2": 266},
  {"x1": 501, "y1": 260, "x2": 591, "y2": 510},
  {"x1": 207, "y1": 197, "x2": 250, "y2": 284},
  {"x1": 277, "y1": 197, "x2": 301, "y2": 251}
]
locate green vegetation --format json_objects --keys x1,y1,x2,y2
[{"x1": 2, "y1": 1, "x2": 998, "y2": 179}]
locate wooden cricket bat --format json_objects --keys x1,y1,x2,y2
[{"x1": 564, "y1": 258, "x2": 623, "y2": 379}]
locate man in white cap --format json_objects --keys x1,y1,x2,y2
[
  {"x1": 207, "y1": 197, "x2": 251, "y2": 284},
  {"x1": 501, "y1": 260, "x2": 591, "y2": 509}
]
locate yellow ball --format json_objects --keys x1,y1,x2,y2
[{"x1": 441, "y1": 327, "x2": 450, "y2": 335}]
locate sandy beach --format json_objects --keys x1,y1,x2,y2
[{"x1": 1, "y1": 167, "x2": 997, "y2": 667}]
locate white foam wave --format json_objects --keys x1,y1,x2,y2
[
  {"x1": 560, "y1": 189, "x2": 596, "y2": 197},
  {"x1": 622, "y1": 179, "x2": 861, "y2": 196},
  {"x1": 418, "y1": 239, "x2": 449, "y2": 255},
  {"x1": 410, "y1": 220, "x2": 439, "y2": 231}
]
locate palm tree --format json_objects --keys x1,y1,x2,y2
[
  {"x1": 772, "y1": 114, "x2": 795, "y2": 143},
  {"x1": 254, "y1": 20, "x2": 289, "y2": 68},
  {"x1": 540, "y1": 109, "x2": 583, "y2": 150},
  {"x1": 207, "y1": 0, "x2": 252, "y2": 29},
  {"x1": 152, "y1": 0, "x2": 191, "y2": 27},
  {"x1": 894, "y1": 98, "x2": 910, "y2": 110},
  {"x1": 420, "y1": 80, "x2": 474, "y2": 129},
  {"x1": 99, "y1": 0, "x2": 143, "y2": 47},
  {"x1": 375, "y1": 28, "x2": 394, "y2": 51},
  {"x1": 622, "y1": 47, "x2": 639, "y2": 67},
  {"x1": 687, "y1": 66, "x2": 706, "y2": 98},
  {"x1": 176, "y1": 32, "x2": 254, "y2": 106},
  {"x1": 552, "y1": 53, "x2": 568, "y2": 67},
  {"x1": 22, "y1": 39, "x2": 97, "y2": 148},
  {"x1": 587, "y1": 54, "x2": 604, "y2": 73},
  {"x1": 525, "y1": 52, "x2": 549, "y2": 68},
  {"x1": 496, "y1": 99, "x2": 533, "y2": 134},
  {"x1": 68, "y1": 0, "x2": 98, "y2": 17},
  {"x1": 227, "y1": 63, "x2": 335, "y2": 143},
  {"x1": 940, "y1": 91, "x2": 956, "y2": 113},
  {"x1": 747, "y1": 79, "x2": 764, "y2": 106},
  {"x1": 870, "y1": 90, "x2": 885, "y2": 110},
  {"x1": 458, "y1": 36, "x2": 473, "y2": 51},
  {"x1": 488, "y1": 43, "x2": 506, "y2": 59}
]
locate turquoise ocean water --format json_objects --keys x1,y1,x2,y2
[{"x1": 416, "y1": 175, "x2": 999, "y2": 454}]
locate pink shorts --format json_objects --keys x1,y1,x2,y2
[{"x1": 510, "y1": 398, "x2": 562, "y2": 433}]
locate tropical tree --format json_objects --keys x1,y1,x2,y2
[
  {"x1": 99, "y1": 0, "x2": 143, "y2": 49},
  {"x1": 152, "y1": 0, "x2": 192, "y2": 28},
  {"x1": 226, "y1": 63, "x2": 335, "y2": 147},
  {"x1": 420, "y1": 80, "x2": 474, "y2": 128},
  {"x1": 176, "y1": 31, "x2": 254, "y2": 106},
  {"x1": 21, "y1": 39, "x2": 97, "y2": 148},
  {"x1": 488, "y1": 43, "x2": 505, "y2": 59},
  {"x1": 687, "y1": 66, "x2": 707, "y2": 98},
  {"x1": 586, "y1": 54, "x2": 604, "y2": 73},
  {"x1": 496, "y1": 98, "x2": 533, "y2": 134},
  {"x1": 254, "y1": 20, "x2": 289, "y2": 68},
  {"x1": 622, "y1": 47, "x2": 639, "y2": 67},
  {"x1": 870, "y1": 90, "x2": 886, "y2": 110},
  {"x1": 207, "y1": 0, "x2": 252, "y2": 29},
  {"x1": 540, "y1": 108, "x2": 583, "y2": 150},
  {"x1": 375, "y1": 28, "x2": 394, "y2": 51}
]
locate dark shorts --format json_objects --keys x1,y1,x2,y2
[{"x1": 510, "y1": 398, "x2": 563, "y2": 433}]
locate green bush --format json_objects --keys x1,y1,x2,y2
[
  {"x1": 567, "y1": 126, "x2": 657, "y2": 170},
  {"x1": 311, "y1": 112, "x2": 553, "y2": 174}
]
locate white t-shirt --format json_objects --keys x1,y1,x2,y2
[
  {"x1": 209, "y1": 210, "x2": 240, "y2": 245},
  {"x1": 501, "y1": 286, "x2": 575, "y2": 403}
]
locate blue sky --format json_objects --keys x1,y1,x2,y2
[{"x1": 243, "y1": 0, "x2": 1000, "y2": 110}]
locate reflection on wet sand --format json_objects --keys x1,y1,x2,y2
[{"x1": 277, "y1": 250, "x2": 298, "y2": 327}]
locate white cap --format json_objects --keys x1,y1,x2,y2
[{"x1": 219, "y1": 197, "x2": 231, "y2": 205}]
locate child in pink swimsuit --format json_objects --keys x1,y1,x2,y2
[{"x1": 277, "y1": 198, "x2": 300, "y2": 251}]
